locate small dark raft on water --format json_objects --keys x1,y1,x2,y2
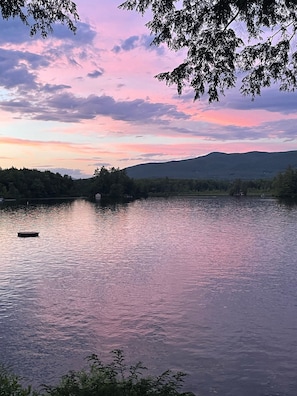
[{"x1": 18, "y1": 232, "x2": 39, "y2": 238}]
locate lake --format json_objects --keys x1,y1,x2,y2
[{"x1": 0, "y1": 196, "x2": 297, "y2": 395}]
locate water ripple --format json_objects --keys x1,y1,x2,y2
[{"x1": 1, "y1": 197, "x2": 297, "y2": 395}]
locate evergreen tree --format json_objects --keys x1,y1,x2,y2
[{"x1": 274, "y1": 166, "x2": 297, "y2": 198}]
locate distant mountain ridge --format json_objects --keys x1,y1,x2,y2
[{"x1": 125, "y1": 151, "x2": 297, "y2": 180}]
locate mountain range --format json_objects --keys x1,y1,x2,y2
[{"x1": 125, "y1": 151, "x2": 297, "y2": 180}]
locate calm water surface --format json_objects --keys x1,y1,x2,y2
[{"x1": 1, "y1": 197, "x2": 297, "y2": 395}]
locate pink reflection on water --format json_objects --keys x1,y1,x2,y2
[
  {"x1": 2, "y1": 197, "x2": 297, "y2": 396},
  {"x1": 32, "y1": 199, "x2": 260, "y2": 354}
]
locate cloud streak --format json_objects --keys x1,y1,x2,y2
[{"x1": 0, "y1": 89, "x2": 189, "y2": 123}]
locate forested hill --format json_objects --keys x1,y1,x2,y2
[{"x1": 125, "y1": 151, "x2": 297, "y2": 180}]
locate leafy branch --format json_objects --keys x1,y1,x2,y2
[{"x1": 119, "y1": 0, "x2": 297, "y2": 101}]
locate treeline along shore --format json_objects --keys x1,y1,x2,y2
[{"x1": 1, "y1": 165, "x2": 297, "y2": 202}]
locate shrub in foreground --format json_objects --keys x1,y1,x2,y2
[
  {"x1": 1, "y1": 350, "x2": 195, "y2": 396},
  {"x1": 0, "y1": 365, "x2": 36, "y2": 396}
]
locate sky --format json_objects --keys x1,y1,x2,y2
[{"x1": 1, "y1": 0, "x2": 297, "y2": 178}]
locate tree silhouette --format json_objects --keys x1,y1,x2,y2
[
  {"x1": 0, "y1": 0, "x2": 78, "y2": 37},
  {"x1": 120, "y1": 0, "x2": 297, "y2": 102}
]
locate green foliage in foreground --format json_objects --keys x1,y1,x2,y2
[
  {"x1": 0, "y1": 365, "x2": 35, "y2": 396},
  {"x1": 0, "y1": 350, "x2": 195, "y2": 396}
]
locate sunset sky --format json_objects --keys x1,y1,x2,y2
[{"x1": 1, "y1": 0, "x2": 297, "y2": 178}]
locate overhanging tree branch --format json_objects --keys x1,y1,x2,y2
[
  {"x1": 119, "y1": 0, "x2": 297, "y2": 102},
  {"x1": 0, "y1": 0, "x2": 79, "y2": 37}
]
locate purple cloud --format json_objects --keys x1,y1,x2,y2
[
  {"x1": 0, "y1": 19, "x2": 96, "y2": 45},
  {"x1": 0, "y1": 91, "x2": 190, "y2": 123},
  {"x1": 112, "y1": 34, "x2": 164, "y2": 54},
  {"x1": 87, "y1": 69, "x2": 104, "y2": 78}
]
